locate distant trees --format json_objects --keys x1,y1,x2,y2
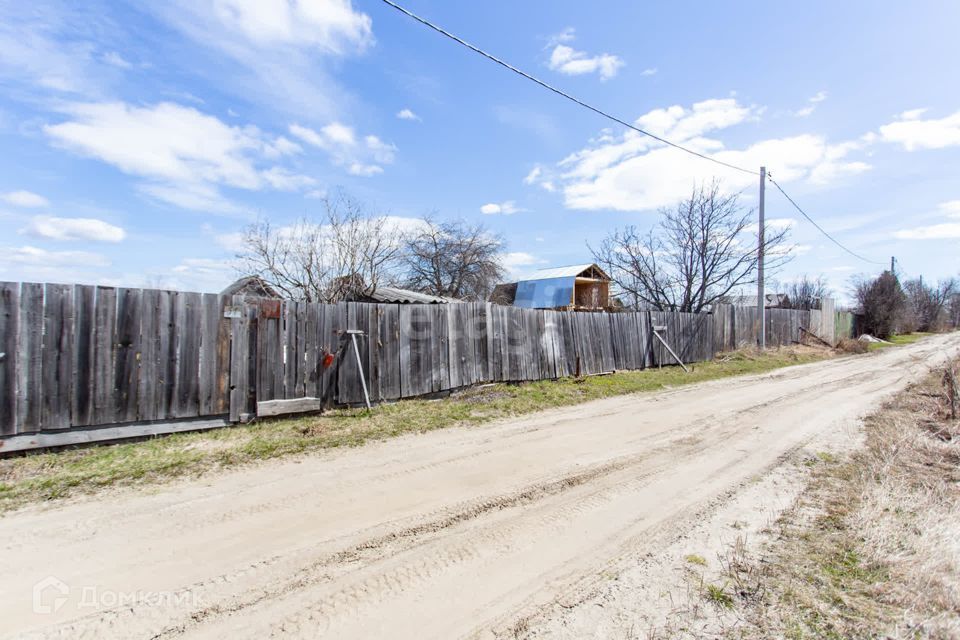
[
  {"x1": 591, "y1": 180, "x2": 791, "y2": 313},
  {"x1": 903, "y1": 277, "x2": 957, "y2": 332},
  {"x1": 236, "y1": 192, "x2": 402, "y2": 302},
  {"x1": 853, "y1": 271, "x2": 907, "y2": 338},
  {"x1": 783, "y1": 275, "x2": 830, "y2": 310},
  {"x1": 400, "y1": 217, "x2": 505, "y2": 301}
]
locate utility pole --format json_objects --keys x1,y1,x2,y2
[
  {"x1": 890, "y1": 256, "x2": 895, "y2": 275},
  {"x1": 757, "y1": 166, "x2": 766, "y2": 349}
]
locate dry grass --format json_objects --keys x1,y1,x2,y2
[
  {"x1": 712, "y1": 358, "x2": 960, "y2": 639},
  {"x1": 0, "y1": 345, "x2": 833, "y2": 514}
]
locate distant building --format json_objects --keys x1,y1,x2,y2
[
  {"x1": 221, "y1": 276, "x2": 281, "y2": 299},
  {"x1": 490, "y1": 263, "x2": 612, "y2": 311},
  {"x1": 348, "y1": 286, "x2": 460, "y2": 304},
  {"x1": 723, "y1": 293, "x2": 791, "y2": 309}
]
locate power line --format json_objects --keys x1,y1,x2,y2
[
  {"x1": 379, "y1": 0, "x2": 884, "y2": 267},
  {"x1": 378, "y1": 0, "x2": 758, "y2": 177},
  {"x1": 767, "y1": 175, "x2": 885, "y2": 266}
]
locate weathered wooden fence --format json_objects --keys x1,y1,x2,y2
[{"x1": 0, "y1": 282, "x2": 856, "y2": 449}]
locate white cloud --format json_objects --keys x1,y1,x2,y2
[
  {"x1": 43, "y1": 101, "x2": 317, "y2": 212},
  {"x1": 529, "y1": 97, "x2": 872, "y2": 212},
  {"x1": 1, "y1": 190, "x2": 49, "y2": 208},
  {"x1": 893, "y1": 199, "x2": 960, "y2": 239},
  {"x1": 794, "y1": 90, "x2": 827, "y2": 117},
  {"x1": 894, "y1": 222, "x2": 960, "y2": 240},
  {"x1": 939, "y1": 200, "x2": 960, "y2": 218},
  {"x1": 549, "y1": 27, "x2": 576, "y2": 45},
  {"x1": 348, "y1": 162, "x2": 383, "y2": 177},
  {"x1": 0, "y1": 9, "x2": 98, "y2": 94},
  {"x1": 396, "y1": 108, "x2": 421, "y2": 121},
  {"x1": 879, "y1": 108, "x2": 960, "y2": 150},
  {"x1": 500, "y1": 251, "x2": 545, "y2": 277},
  {"x1": 290, "y1": 122, "x2": 396, "y2": 177},
  {"x1": 640, "y1": 68, "x2": 658, "y2": 77},
  {"x1": 480, "y1": 200, "x2": 523, "y2": 215},
  {"x1": 262, "y1": 167, "x2": 317, "y2": 191},
  {"x1": 1, "y1": 245, "x2": 110, "y2": 268},
  {"x1": 548, "y1": 44, "x2": 624, "y2": 80},
  {"x1": 148, "y1": 0, "x2": 373, "y2": 122},
  {"x1": 546, "y1": 29, "x2": 623, "y2": 80},
  {"x1": 25, "y1": 216, "x2": 126, "y2": 242},
  {"x1": 523, "y1": 166, "x2": 555, "y2": 192},
  {"x1": 102, "y1": 51, "x2": 133, "y2": 69},
  {"x1": 168, "y1": 257, "x2": 236, "y2": 292},
  {"x1": 196, "y1": 0, "x2": 372, "y2": 53}
]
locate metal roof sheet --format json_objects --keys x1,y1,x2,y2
[
  {"x1": 364, "y1": 286, "x2": 458, "y2": 304},
  {"x1": 521, "y1": 264, "x2": 598, "y2": 281},
  {"x1": 513, "y1": 277, "x2": 574, "y2": 309}
]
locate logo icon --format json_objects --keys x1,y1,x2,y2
[{"x1": 32, "y1": 576, "x2": 69, "y2": 614}]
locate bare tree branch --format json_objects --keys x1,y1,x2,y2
[
  {"x1": 591, "y1": 180, "x2": 791, "y2": 312},
  {"x1": 235, "y1": 191, "x2": 402, "y2": 302},
  {"x1": 401, "y1": 217, "x2": 505, "y2": 301}
]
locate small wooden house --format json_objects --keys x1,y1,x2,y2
[
  {"x1": 491, "y1": 263, "x2": 612, "y2": 311},
  {"x1": 221, "y1": 276, "x2": 281, "y2": 299}
]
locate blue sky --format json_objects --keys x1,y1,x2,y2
[{"x1": 1, "y1": 0, "x2": 958, "y2": 300}]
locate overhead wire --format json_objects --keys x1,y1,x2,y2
[
  {"x1": 378, "y1": 0, "x2": 757, "y2": 177},
  {"x1": 767, "y1": 175, "x2": 885, "y2": 265},
  {"x1": 378, "y1": 0, "x2": 884, "y2": 267}
]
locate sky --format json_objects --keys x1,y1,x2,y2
[{"x1": 1, "y1": 0, "x2": 959, "y2": 301}]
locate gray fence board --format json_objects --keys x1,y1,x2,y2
[
  {"x1": 1, "y1": 281, "x2": 840, "y2": 449},
  {"x1": 0, "y1": 282, "x2": 18, "y2": 435}
]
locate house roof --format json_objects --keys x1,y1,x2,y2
[
  {"x1": 221, "y1": 276, "x2": 281, "y2": 299},
  {"x1": 520, "y1": 263, "x2": 610, "y2": 282},
  {"x1": 359, "y1": 286, "x2": 459, "y2": 304}
]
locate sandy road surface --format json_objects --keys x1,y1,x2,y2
[{"x1": 3, "y1": 334, "x2": 959, "y2": 640}]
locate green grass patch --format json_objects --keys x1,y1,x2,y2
[
  {"x1": 685, "y1": 553, "x2": 708, "y2": 566},
  {"x1": 705, "y1": 583, "x2": 735, "y2": 609},
  {"x1": 0, "y1": 346, "x2": 831, "y2": 513},
  {"x1": 867, "y1": 332, "x2": 932, "y2": 351}
]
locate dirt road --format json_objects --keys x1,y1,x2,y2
[{"x1": 3, "y1": 334, "x2": 958, "y2": 640}]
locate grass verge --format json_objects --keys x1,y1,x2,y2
[
  {"x1": 713, "y1": 357, "x2": 960, "y2": 639},
  {"x1": 867, "y1": 331, "x2": 933, "y2": 351},
  {"x1": 0, "y1": 345, "x2": 834, "y2": 514}
]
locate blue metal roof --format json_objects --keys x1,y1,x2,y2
[{"x1": 513, "y1": 276, "x2": 573, "y2": 309}]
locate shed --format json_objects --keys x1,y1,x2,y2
[
  {"x1": 496, "y1": 263, "x2": 611, "y2": 311},
  {"x1": 348, "y1": 286, "x2": 459, "y2": 304},
  {"x1": 221, "y1": 276, "x2": 281, "y2": 299}
]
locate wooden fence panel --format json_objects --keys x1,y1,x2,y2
[
  {"x1": 39, "y1": 284, "x2": 72, "y2": 430},
  {"x1": 91, "y1": 286, "x2": 117, "y2": 426},
  {"x1": 337, "y1": 303, "x2": 367, "y2": 405},
  {"x1": 113, "y1": 288, "x2": 141, "y2": 424},
  {"x1": 471, "y1": 303, "x2": 489, "y2": 383},
  {"x1": 0, "y1": 282, "x2": 18, "y2": 435},
  {"x1": 229, "y1": 297, "x2": 251, "y2": 422},
  {"x1": 375, "y1": 304, "x2": 401, "y2": 401},
  {"x1": 157, "y1": 290, "x2": 177, "y2": 420},
  {"x1": 16, "y1": 283, "x2": 44, "y2": 432},
  {"x1": 1, "y1": 284, "x2": 850, "y2": 447},
  {"x1": 400, "y1": 304, "x2": 432, "y2": 397}
]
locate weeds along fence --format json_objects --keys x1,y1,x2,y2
[{"x1": 0, "y1": 282, "x2": 855, "y2": 450}]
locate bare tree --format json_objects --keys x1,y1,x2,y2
[
  {"x1": 590, "y1": 180, "x2": 791, "y2": 313},
  {"x1": 236, "y1": 192, "x2": 402, "y2": 302},
  {"x1": 903, "y1": 277, "x2": 957, "y2": 332},
  {"x1": 401, "y1": 217, "x2": 505, "y2": 301},
  {"x1": 783, "y1": 275, "x2": 830, "y2": 310}
]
